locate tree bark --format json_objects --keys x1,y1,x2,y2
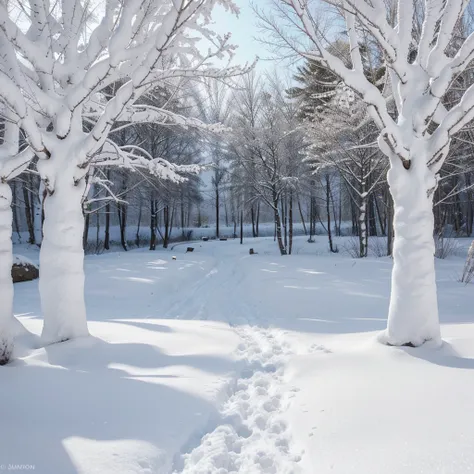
[
  {"x1": 11, "y1": 181, "x2": 21, "y2": 242},
  {"x1": 181, "y1": 197, "x2": 185, "y2": 239},
  {"x1": 273, "y1": 189, "x2": 287, "y2": 255},
  {"x1": 0, "y1": 183, "x2": 14, "y2": 364},
  {"x1": 283, "y1": 196, "x2": 288, "y2": 249},
  {"x1": 136, "y1": 196, "x2": 142, "y2": 247},
  {"x1": 297, "y1": 196, "x2": 307, "y2": 235},
  {"x1": 387, "y1": 193, "x2": 394, "y2": 256},
  {"x1": 104, "y1": 201, "x2": 111, "y2": 250},
  {"x1": 251, "y1": 206, "x2": 256, "y2": 237},
  {"x1": 83, "y1": 206, "x2": 90, "y2": 251},
  {"x1": 150, "y1": 198, "x2": 157, "y2": 250},
  {"x1": 256, "y1": 201, "x2": 260, "y2": 237},
  {"x1": 163, "y1": 205, "x2": 170, "y2": 248},
  {"x1": 359, "y1": 195, "x2": 367, "y2": 258},
  {"x1": 289, "y1": 191, "x2": 293, "y2": 255},
  {"x1": 23, "y1": 175, "x2": 36, "y2": 245},
  {"x1": 326, "y1": 175, "x2": 337, "y2": 253},
  {"x1": 96, "y1": 208, "x2": 100, "y2": 251},
  {"x1": 224, "y1": 199, "x2": 229, "y2": 228},
  {"x1": 117, "y1": 200, "x2": 128, "y2": 251},
  {"x1": 215, "y1": 188, "x2": 220, "y2": 239},
  {"x1": 240, "y1": 208, "x2": 243, "y2": 244}
]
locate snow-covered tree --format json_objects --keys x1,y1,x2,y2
[
  {"x1": 273, "y1": 0, "x2": 474, "y2": 346},
  {"x1": 194, "y1": 80, "x2": 233, "y2": 238},
  {"x1": 0, "y1": 0, "x2": 245, "y2": 348},
  {"x1": 0, "y1": 116, "x2": 33, "y2": 364},
  {"x1": 230, "y1": 74, "x2": 306, "y2": 255},
  {"x1": 305, "y1": 84, "x2": 386, "y2": 257}
]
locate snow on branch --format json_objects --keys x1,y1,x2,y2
[
  {"x1": 0, "y1": 0, "x2": 247, "y2": 190},
  {"x1": 280, "y1": 0, "x2": 474, "y2": 174},
  {"x1": 93, "y1": 139, "x2": 202, "y2": 184}
]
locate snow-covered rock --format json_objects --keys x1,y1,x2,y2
[{"x1": 11, "y1": 255, "x2": 39, "y2": 283}]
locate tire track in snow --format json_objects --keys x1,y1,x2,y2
[{"x1": 172, "y1": 325, "x2": 302, "y2": 474}]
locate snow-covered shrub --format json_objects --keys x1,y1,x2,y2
[
  {"x1": 460, "y1": 241, "x2": 474, "y2": 284},
  {"x1": 369, "y1": 237, "x2": 389, "y2": 258},
  {"x1": 343, "y1": 237, "x2": 361, "y2": 258},
  {"x1": 434, "y1": 234, "x2": 461, "y2": 259}
]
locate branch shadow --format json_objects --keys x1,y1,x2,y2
[{"x1": 0, "y1": 336, "x2": 240, "y2": 474}]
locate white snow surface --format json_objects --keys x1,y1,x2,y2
[
  {"x1": 2, "y1": 236, "x2": 474, "y2": 474},
  {"x1": 12, "y1": 254, "x2": 37, "y2": 267}
]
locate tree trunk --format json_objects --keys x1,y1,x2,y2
[
  {"x1": 326, "y1": 175, "x2": 337, "y2": 253},
  {"x1": 274, "y1": 207, "x2": 286, "y2": 255},
  {"x1": 96, "y1": 208, "x2": 100, "y2": 251},
  {"x1": 283, "y1": 197, "x2": 288, "y2": 249},
  {"x1": 297, "y1": 196, "x2": 307, "y2": 235},
  {"x1": 387, "y1": 193, "x2": 394, "y2": 256},
  {"x1": 0, "y1": 183, "x2": 14, "y2": 364},
  {"x1": 368, "y1": 193, "x2": 378, "y2": 236},
  {"x1": 351, "y1": 199, "x2": 359, "y2": 236},
  {"x1": 256, "y1": 201, "x2": 260, "y2": 237},
  {"x1": 329, "y1": 182, "x2": 340, "y2": 237},
  {"x1": 240, "y1": 208, "x2": 243, "y2": 244},
  {"x1": 374, "y1": 193, "x2": 386, "y2": 236},
  {"x1": 381, "y1": 160, "x2": 441, "y2": 347},
  {"x1": 273, "y1": 189, "x2": 287, "y2": 255},
  {"x1": 169, "y1": 205, "x2": 175, "y2": 238},
  {"x1": 163, "y1": 205, "x2": 170, "y2": 248},
  {"x1": 40, "y1": 186, "x2": 46, "y2": 242},
  {"x1": 150, "y1": 199, "x2": 156, "y2": 251},
  {"x1": 83, "y1": 206, "x2": 90, "y2": 251},
  {"x1": 224, "y1": 199, "x2": 229, "y2": 228},
  {"x1": 338, "y1": 183, "x2": 343, "y2": 237},
  {"x1": 11, "y1": 181, "x2": 21, "y2": 242},
  {"x1": 181, "y1": 198, "x2": 185, "y2": 239},
  {"x1": 118, "y1": 201, "x2": 128, "y2": 251},
  {"x1": 23, "y1": 176, "x2": 36, "y2": 245},
  {"x1": 104, "y1": 201, "x2": 111, "y2": 250},
  {"x1": 39, "y1": 172, "x2": 89, "y2": 345},
  {"x1": 465, "y1": 173, "x2": 473, "y2": 236},
  {"x1": 136, "y1": 196, "x2": 142, "y2": 247},
  {"x1": 251, "y1": 206, "x2": 256, "y2": 237},
  {"x1": 215, "y1": 188, "x2": 220, "y2": 239},
  {"x1": 289, "y1": 191, "x2": 293, "y2": 255},
  {"x1": 359, "y1": 196, "x2": 367, "y2": 258},
  {"x1": 117, "y1": 173, "x2": 128, "y2": 251},
  {"x1": 117, "y1": 204, "x2": 126, "y2": 250}
]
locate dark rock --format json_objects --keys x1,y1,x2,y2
[{"x1": 12, "y1": 256, "x2": 39, "y2": 283}]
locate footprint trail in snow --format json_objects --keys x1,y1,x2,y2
[{"x1": 173, "y1": 326, "x2": 302, "y2": 474}]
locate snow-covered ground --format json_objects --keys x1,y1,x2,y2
[{"x1": 2, "y1": 236, "x2": 474, "y2": 474}]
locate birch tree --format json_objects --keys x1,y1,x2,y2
[
  {"x1": 0, "y1": 0, "x2": 244, "y2": 348},
  {"x1": 275, "y1": 0, "x2": 474, "y2": 346}
]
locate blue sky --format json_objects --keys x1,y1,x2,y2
[{"x1": 210, "y1": 0, "x2": 280, "y2": 73}]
